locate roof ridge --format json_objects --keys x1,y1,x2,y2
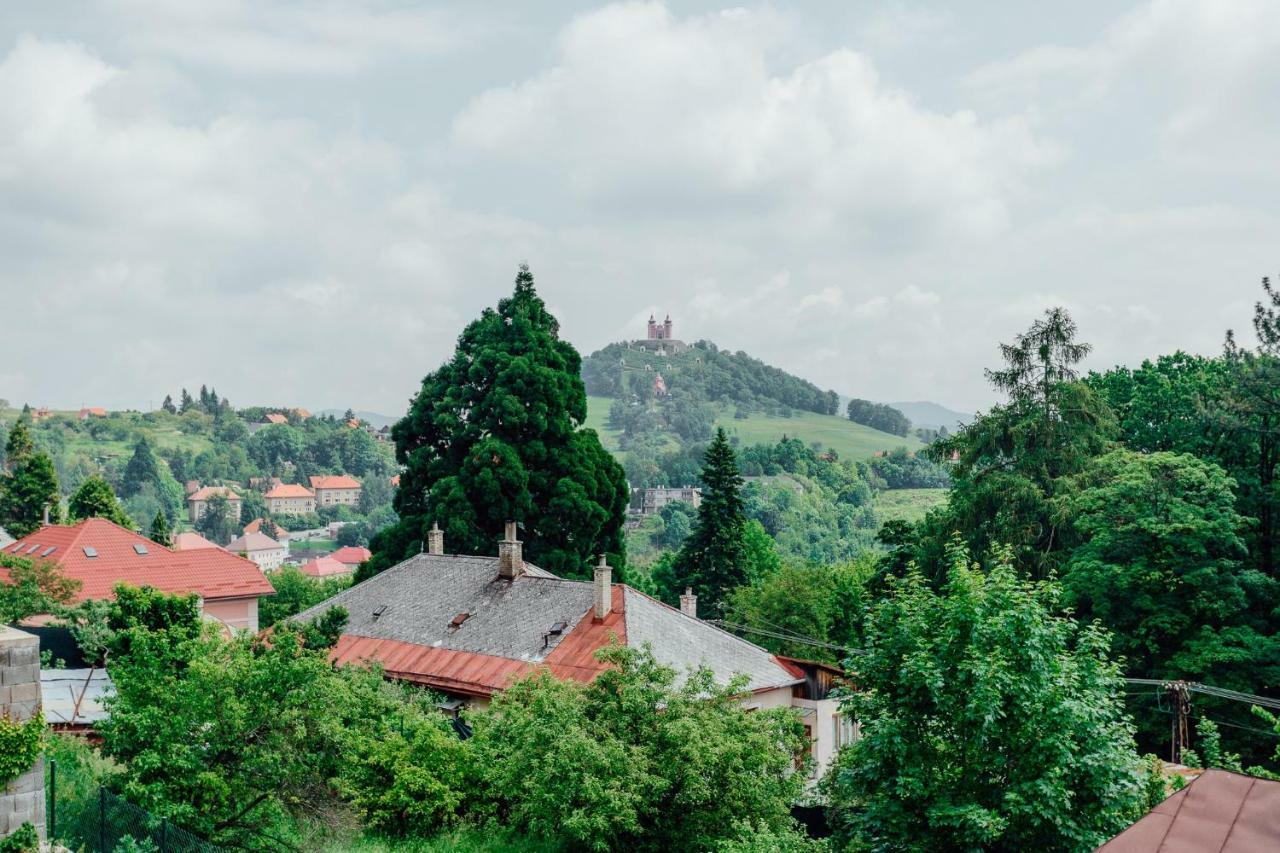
[{"x1": 621, "y1": 585, "x2": 782, "y2": 658}]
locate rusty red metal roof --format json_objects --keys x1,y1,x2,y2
[{"x1": 1097, "y1": 768, "x2": 1280, "y2": 852}]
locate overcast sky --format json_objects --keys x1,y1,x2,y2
[{"x1": 1, "y1": 1, "x2": 1277, "y2": 416}]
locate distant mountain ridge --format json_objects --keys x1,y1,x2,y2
[
  {"x1": 885, "y1": 401, "x2": 972, "y2": 431},
  {"x1": 316, "y1": 409, "x2": 398, "y2": 429}
]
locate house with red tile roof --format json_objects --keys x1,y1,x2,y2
[
  {"x1": 186, "y1": 485, "x2": 242, "y2": 524},
  {"x1": 224, "y1": 531, "x2": 287, "y2": 572},
  {"x1": 263, "y1": 413, "x2": 288, "y2": 425},
  {"x1": 264, "y1": 483, "x2": 315, "y2": 515},
  {"x1": 171, "y1": 531, "x2": 222, "y2": 551},
  {"x1": 77, "y1": 407, "x2": 108, "y2": 420},
  {"x1": 330, "y1": 546, "x2": 371, "y2": 568},
  {"x1": 297, "y1": 523, "x2": 849, "y2": 779},
  {"x1": 299, "y1": 555, "x2": 354, "y2": 578},
  {"x1": 309, "y1": 475, "x2": 362, "y2": 508},
  {"x1": 2, "y1": 518, "x2": 273, "y2": 631},
  {"x1": 243, "y1": 517, "x2": 287, "y2": 538}
]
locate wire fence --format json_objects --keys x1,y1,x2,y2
[{"x1": 47, "y1": 760, "x2": 221, "y2": 853}]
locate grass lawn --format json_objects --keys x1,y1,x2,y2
[
  {"x1": 290, "y1": 538, "x2": 337, "y2": 552},
  {"x1": 877, "y1": 488, "x2": 949, "y2": 524},
  {"x1": 586, "y1": 396, "x2": 920, "y2": 460}
]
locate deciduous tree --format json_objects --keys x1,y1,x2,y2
[{"x1": 68, "y1": 476, "x2": 134, "y2": 528}]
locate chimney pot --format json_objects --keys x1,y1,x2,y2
[
  {"x1": 680, "y1": 586, "x2": 698, "y2": 619},
  {"x1": 427, "y1": 521, "x2": 444, "y2": 556},
  {"x1": 594, "y1": 554, "x2": 612, "y2": 619},
  {"x1": 498, "y1": 521, "x2": 523, "y2": 579}
]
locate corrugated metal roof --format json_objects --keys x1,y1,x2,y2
[{"x1": 1097, "y1": 768, "x2": 1280, "y2": 852}]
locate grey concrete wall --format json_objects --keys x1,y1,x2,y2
[{"x1": 0, "y1": 626, "x2": 44, "y2": 840}]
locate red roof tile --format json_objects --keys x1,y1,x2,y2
[
  {"x1": 171, "y1": 531, "x2": 222, "y2": 551},
  {"x1": 265, "y1": 483, "x2": 314, "y2": 499},
  {"x1": 332, "y1": 635, "x2": 535, "y2": 697},
  {"x1": 299, "y1": 556, "x2": 354, "y2": 577},
  {"x1": 2, "y1": 519, "x2": 272, "y2": 602},
  {"x1": 243, "y1": 518, "x2": 287, "y2": 535},
  {"x1": 310, "y1": 475, "x2": 361, "y2": 490},
  {"x1": 188, "y1": 486, "x2": 240, "y2": 503},
  {"x1": 330, "y1": 546, "x2": 371, "y2": 565},
  {"x1": 263, "y1": 413, "x2": 288, "y2": 424}
]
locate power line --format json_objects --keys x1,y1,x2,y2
[
  {"x1": 1123, "y1": 678, "x2": 1280, "y2": 711},
  {"x1": 705, "y1": 620, "x2": 858, "y2": 654}
]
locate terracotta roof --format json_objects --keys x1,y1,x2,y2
[
  {"x1": 309, "y1": 475, "x2": 361, "y2": 490},
  {"x1": 187, "y1": 486, "x2": 240, "y2": 503},
  {"x1": 225, "y1": 531, "x2": 284, "y2": 554},
  {"x1": 2, "y1": 519, "x2": 272, "y2": 602},
  {"x1": 244, "y1": 518, "x2": 287, "y2": 535},
  {"x1": 171, "y1": 531, "x2": 222, "y2": 551},
  {"x1": 263, "y1": 413, "x2": 288, "y2": 424},
  {"x1": 390, "y1": 474, "x2": 400, "y2": 487},
  {"x1": 297, "y1": 553, "x2": 798, "y2": 697},
  {"x1": 1098, "y1": 768, "x2": 1280, "y2": 852},
  {"x1": 299, "y1": 556, "x2": 354, "y2": 578},
  {"x1": 265, "y1": 483, "x2": 314, "y2": 499},
  {"x1": 78, "y1": 407, "x2": 107, "y2": 417},
  {"x1": 330, "y1": 546, "x2": 371, "y2": 565}
]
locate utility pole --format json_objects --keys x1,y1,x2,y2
[{"x1": 1166, "y1": 680, "x2": 1192, "y2": 764}]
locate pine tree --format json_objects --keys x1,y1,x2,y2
[
  {"x1": 671, "y1": 428, "x2": 749, "y2": 613},
  {"x1": 0, "y1": 450, "x2": 62, "y2": 537},
  {"x1": 121, "y1": 437, "x2": 161, "y2": 498},
  {"x1": 179, "y1": 388, "x2": 195, "y2": 414},
  {"x1": 199, "y1": 385, "x2": 211, "y2": 412},
  {"x1": 69, "y1": 476, "x2": 134, "y2": 527},
  {"x1": 161, "y1": 394, "x2": 177, "y2": 415},
  {"x1": 150, "y1": 510, "x2": 172, "y2": 547},
  {"x1": 367, "y1": 264, "x2": 628, "y2": 580},
  {"x1": 4, "y1": 419, "x2": 35, "y2": 472}
]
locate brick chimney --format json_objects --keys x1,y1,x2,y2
[
  {"x1": 594, "y1": 554, "x2": 612, "y2": 620},
  {"x1": 427, "y1": 521, "x2": 444, "y2": 556},
  {"x1": 498, "y1": 521, "x2": 522, "y2": 579},
  {"x1": 680, "y1": 587, "x2": 697, "y2": 619}
]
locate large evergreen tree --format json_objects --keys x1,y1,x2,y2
[
  {"x1": 150, "y1": 509, "x2": 172, "y2": 547},
  {"x1": 69, "y1": 476, "x2": 134, "y2": 527},
  {"x1": 367, "y1": 265, "x2": 627, "y2": 580},
  {"x1": 161, "y1": 394, "x2": 177, "y2": 415},
  {"x1": 121, "y1": 436, "x2": 162, "y2": 497},
  {"x1": 669, "y1": 428, "x2": 749, "y2": 612},
  {"x1": 0, "y1": 448, "x2": 62, "y2": 537}
]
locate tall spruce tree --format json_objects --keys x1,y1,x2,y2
[
  {"x1": 4, "y1": 418, "x2": 35, "y2": 471},
  {"x1": 366, "y1": 265, "x2": 627, "y2": 580},
  {"x1": 0, "y1": 448, "x2": 61, "y2": 537},
  {"x1": 670, "y1": 428, "x2": 749, "y2": 612},
  {"x1": 150, "y1": 510, "x2": 172, "y2": 547},
  {"x1": 121, "y1": 437, "x2": 162, "y2": 498},
  {"x1": 179, "y1": 388, "x2": 195, "y2": 414},
  {"x1": 161, "y1": 394, "x2": 177, "y2": 415}
]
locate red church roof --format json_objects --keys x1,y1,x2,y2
[{"x1": 1, "y1": 518, "x2": 273, "y2": 603}]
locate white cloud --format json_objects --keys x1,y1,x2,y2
[{"x1": 453, "y1": 2, "x2": 1056, "y2": 241}]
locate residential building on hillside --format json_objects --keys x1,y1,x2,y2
[
  {"x1": 225, "y1": 531, "x2": 287, "y2": 572},
  {"x1": 77, "y1": 407, "x2": 107, "y2": 420},
  {"x1": 330, "y1": 545, "x2": 371, "y2": 569},
  {"x1": 32, "y1": 407, "x2": 53, "y2": 421},
  {"x1": 263, "y1": 413, "x2": 288, "y2": 425},
  {"x1": 310, "y1": 475, "x2": 361, "y2": 507},
  {"x1": 265, "y1": 483, "x2": 315, "y2": 515},
  {"x1": 630, "y1": 485, "x2": 702, "y2": 515},
  {"x1": 297, "y1": 524, "x2": 849, "y2": 780},
  {"x1": 1, "y1": 518, "x2": 272, "y2": 631},
  {"x1": 171, "y1": 531, "x2": 222, "y2": 551},
  {"x1": 187, "y1": 486, "x2": 243, "y2": 524},
  {"x1": 243, "y1": 517, "x2": 288, "y2": 539},
  {"x1": 299, "y1": 555, "x2": 354, "y2": 578}
]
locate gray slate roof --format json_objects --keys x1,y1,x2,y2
[
  {"x1": 295, "y1": 554, "x2": 593, "y2": 663},
  {"x1": 623, "y1": 588, "x2": 800, "y2": 693},
  {"x1": 298, "y1": 553, "x2": 801, "y2": 693}
]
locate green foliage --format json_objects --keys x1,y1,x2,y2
[
  {"x1": 0, "y1": 443, "x2": 62, "y2": 538},
  {"x1": 827, "y1": 540, "x2": 1144, "y2": 852},
  {"x1": 372, "y1": 265, "x2": 628, "y2": 580},
  {"x1": 866, "y1": 447, "x2": 949, "y2": 489},
  {"x1": 68, "y1": 475, "x2": 134, "y2": 527},
  {"x1": 846, "y1": 399, "x2": 910, "y2": 437},
  {"x1": 259, "y1": 566, "x2": 354, "y2": 628},
  {"x1": 1056, "y1": 449, "x2": 1279, "y2": 690},
  {"x1": 583, "y1": 339, "x2": 839, "y2": 416},
  {"x1": 726, "y1": 557, "x2": 873, "y2": 664},
  {"x1": 194, "y1": 493, "x2": 237, "y2": 545},
  {"x1": 471, "y1": 643, "x2": 809, "y2": 852},
  {"x1": 0, "y1": 712, "x2": 42, "y2": 785},
  {"x1": 669, "y1": 429, "x2": 750, "y2": 612},
  {"x1": 0, "y1": 823, "x2": 38, "y2": 853},
  {"x1": 148, "y1": 510, "x2": 171, "y2": 547},
  {"x1": 103, "y1": 584, "x2": 204, "y2": 662},
  {"x1": 99, "y1": 621, "x2": 364, "y2": 850},
  {"x1": 0, "y1": 555, "x2": 81, "y2": 623},
  {"x1": 121, "y1": 437, "x2": 161, "y2": 498}
]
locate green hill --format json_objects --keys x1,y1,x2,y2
[{"x1": 586, "y1": 397, "x2": 920, "y2": 460}]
